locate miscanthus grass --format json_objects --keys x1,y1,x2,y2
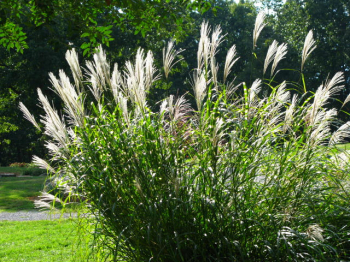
[{"x1": 21, "y1": 12, "x2": 350, "y2": 261}]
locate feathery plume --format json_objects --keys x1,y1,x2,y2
[
  {"x1": 331, "y1": 151, "x2": 350, "y2": 169},
  {"x1": 45, "y1": 142, "x2": 62, "y2": 159},
  {"x1": 159, "y1": 99, "x2": 168, "y2": 121},
  {"x1": 212, "y1": 118, "x2": 224, "y2": 147},
  {"x1": 210, "y1": 25, "x2": 225, "y2": 87},
  {"x1": 226, "y1": 81, "x2": 241, "y2": 98},
  {"x1": 210, "y1": 25, "x2": 225, "y2": 58},
  {"x1": 309, "y1": 108, "x2": 336, "y2": 146},
  {"x1": 197, "y1": 21, "x2": 211, "y2": 72},
  {"x1": 168, "y1": 94, "x2": 191, "y2": 122},
  {"x1": 118, "y1": 93, "x2": 129, "y2": 124},
  {"x1": 145, "y1": 50, "x2": 160, "y2": 91},
  {"x1": 269, "y1": 112, "x2": 285, "y2": 128},
  {"x1": 253, "y1": 12, "x2": 266, "y2": 49},
  {"x1": 167, "y1": 95, "x2": 174, "y2": 119},
  {"x1": 111, "y1": 63, "x2": 122, "y2": 103},
  {"x1": 306, "y1": 72, "x2": 345, "y2": 126},
  {"x1": 306, "y1": 224, "x2": 324, "y2": 242},
  {"x1": 324, "y1": 71, "x2": 344, "y2": 95},
  {"x1": 342, "y1": 93, "x2": 350, "y2": 108},
  {"x1": 32, "y1": 155, "x2": 55, "y2": 173},
  {"x1": 84, "y1": 46, "x2": 111, "y2": 103},
  {"x1": 263, "y1": 40, "x2": 278, "y2": 75},
  {"x1": 283, "y1": 94, "x2": 298, "y2": 133},
  {"x1": 301, "y1": 30, "x2": 317, "y2": 71},
  {"x1": 34, "y1": 199, "x2": 56, "y2": 210},
  {"x1": 19, "y1": 102, "x2": 41, "y2": 130},
  {"x1": 123, "y1": 48, "x2": 147, "y2": 109},
  {"x1": 49, "y1": 70, "x2": 85, "y2": 127},
  {"x1": 38, "y1": 192, "x2": 61, "y2": 203},
  {"x1": 271, "y1": 43, "x2": 288, "y2": 77},
  {"x1": 163, "y1": 40, "x2": 184, "y2": 79},
  {"x1": 34, "y1": 192, "x2": 62, "y2": 210},
  {"x1": 275, "y1": 81, "x2": 290, "y2": 103},
  {"x1": 94, "y1": 45, "x2": 111, "y2": 89},
  {"x1": 65, "y1": 48, "x2": 83, "y2": 92},
  {"x1": 223, "y1": 45, "x2": 239, "y2": 83},
  {"x1": 89, "y1": 78, "x2": 102, "y2": 103},
  {"x1": 37, "y1": 88, "x2": 69, "y2": 149},
  {"x1": 249, "y1": 79, "x2": 262, "y2": 103},
  {"x1": 192, "y1": 70, "x2": 208, "y2": 110},
  {"x1": 329, "y1": 121, "x2": 350, "y2": 145}
]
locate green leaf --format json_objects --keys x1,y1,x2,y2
[
  {"x1": 80, "y1": 42, "x2": 91, "y2": 49},
  {"x1": 83, "y1": 48, "x2": 90, "y2": 57}
]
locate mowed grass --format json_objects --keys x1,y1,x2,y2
[
  {"x1": 0, "y1": 176, "x2": 99, "y2": 261},
  {"x1": 0, "y1": 176, "x2": 46, "y2": 212},
  {"x1": 0, "y1": 219, "x2": 95, "y2": 262},
  {"x1": 335, "y1": 143, "x2": 350, "y2": 151}
]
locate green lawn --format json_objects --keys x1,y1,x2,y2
[
  {"x1": 335, "y1": 143, "x2": 350, "y2": 151},
  {"x1": 0, "y1": 176, "x2": 46, "y2": 212},
  {"x1": 0, "y1": 219, "x2": 95, "y2": 262},
  {"x1": 0, "y1": 176, "x2": 100, "y2": 261}
]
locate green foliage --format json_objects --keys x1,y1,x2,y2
[
  {"x1": 0, "y1": 22, "x2": 28, "y2": 53},
  {"x1": 0, "y1": 0, "x2": 214, "y2": 55},
  {"x1": 0, "y1": 12, "x2": 73, "y2": 165},
  {"x1": 0, "y1": 88, "x2": 19, "y2": 143}
]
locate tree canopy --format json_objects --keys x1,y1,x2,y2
[{"x1": 0, "y1": 0, "x2": 213, "y2": 55}]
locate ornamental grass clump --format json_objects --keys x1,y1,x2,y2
[{"x1": 21, "y1": 13, "x2": 350, "y2": 261}]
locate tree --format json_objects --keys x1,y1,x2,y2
[
  {"x1": 0, "y1": 0, "x2": 213, "y2": 165},
  {"x1": 273, "y1": 0, "x2": 350, "y2": 95},
  {"x1": 0, "y1": 0, "x2": 214, "y2": 55},
  {"x1": 0, "y1": 16, "x2": 72, "y2": 165}
]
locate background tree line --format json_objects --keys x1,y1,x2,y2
[{"x1": 0, "y1": 0, "x2": 349, "y2": 165}]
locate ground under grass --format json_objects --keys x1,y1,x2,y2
[{"x1": 0, "y1": 219, "x2": 95, "y2": 262}]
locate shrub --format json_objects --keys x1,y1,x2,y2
[
  {"x1": 22, "y1": 168, "x2": 46, "y2": 176},
  {"x1": 21, "y1": 13, "x2": 350, "y2": 261},
  {"x1": 9, "y1": 162, "x2": 29, "y2": 167}
]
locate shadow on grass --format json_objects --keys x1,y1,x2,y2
[{"x1": 0, "y1": 177, "x2": 46, "y2": 212}]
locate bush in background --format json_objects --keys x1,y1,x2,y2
[
  {"x1": 21, "y1": 13, "x2": 350, "y2": 261},
  {"x1": 21, "y1": 168, "x2": 46, "y2": 176},
  {"x1": 9, "y1": 162, "x2": 29, "y2": 168}
]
